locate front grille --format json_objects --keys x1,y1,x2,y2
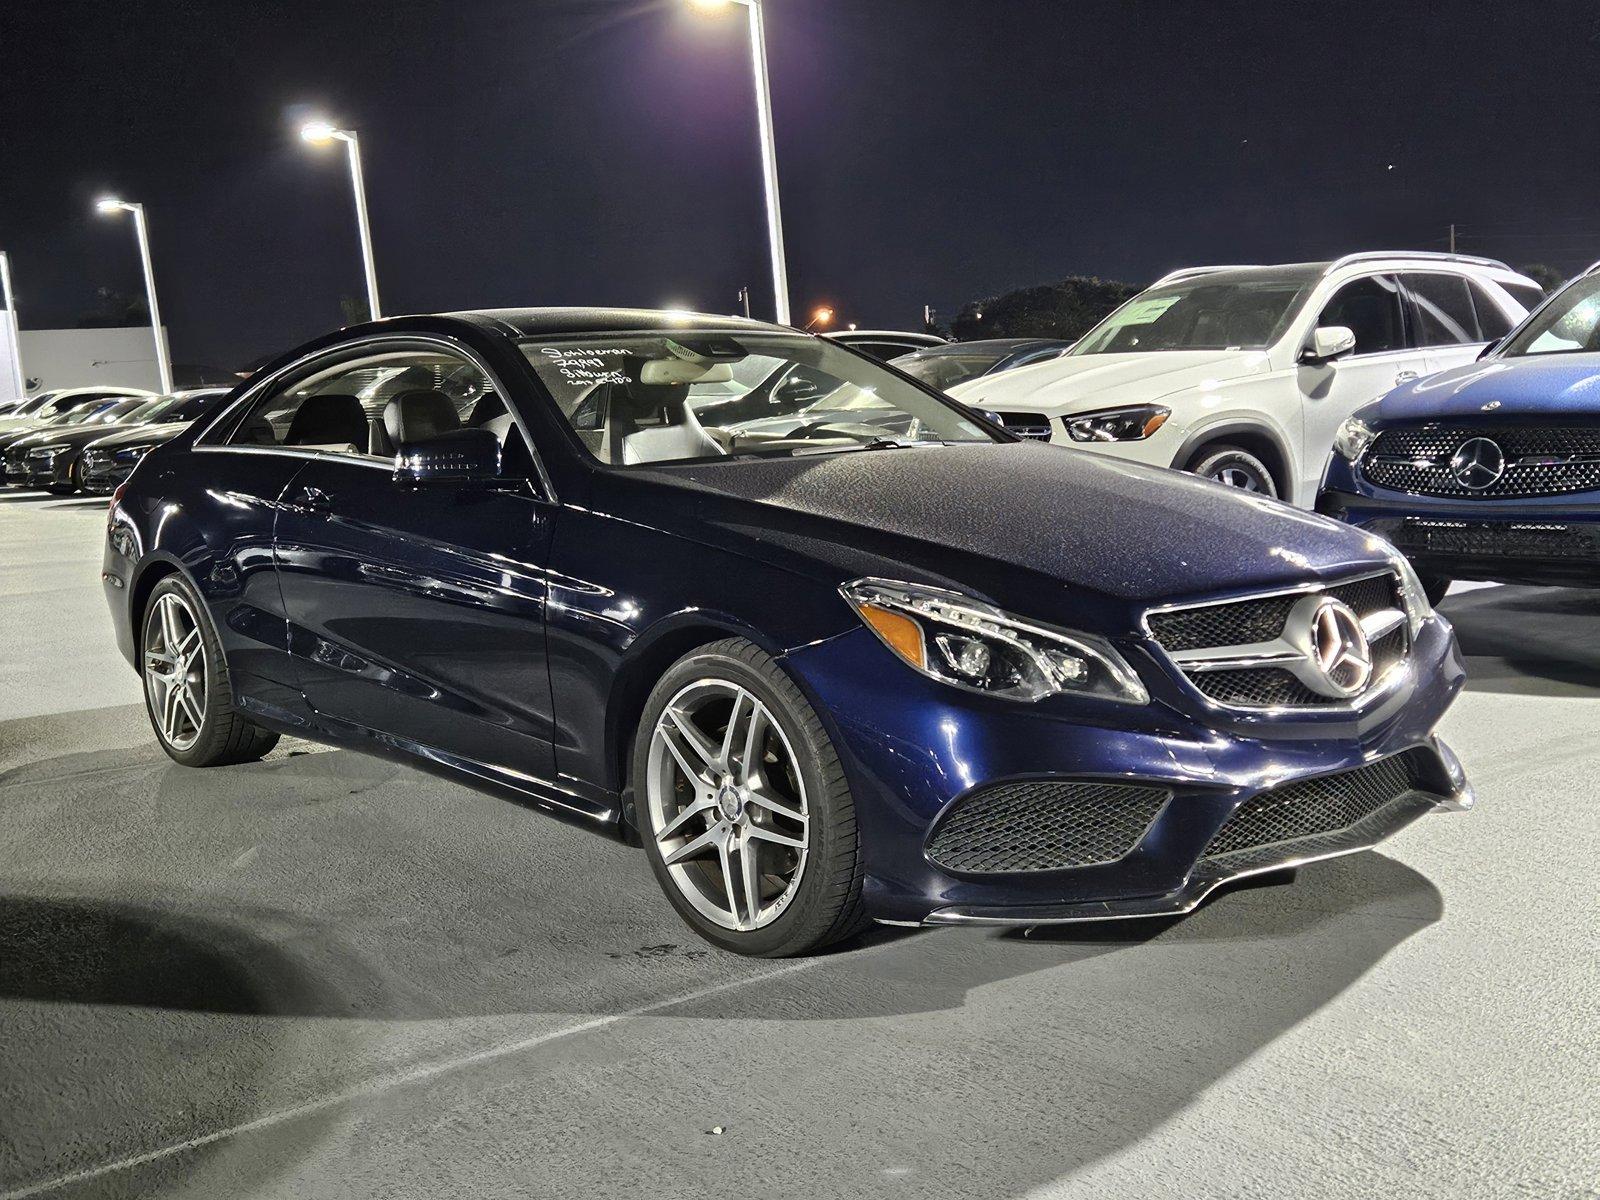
[
  {"x1": 1364, "y1": 423, "x2": 1600, "y2": 499},
  {"x1": 927, "y1": 779, "x2": 1169, "y2": 874},
  {"x1": 1146, "y1": 573, "x2": 1407, "y2": 710},
  {"x1": 996, "y1": 411, "x2": 1054, "y2": 441},
  {"x1": 1203, "y1": 750, "x2": 1433, "y2": 859}
]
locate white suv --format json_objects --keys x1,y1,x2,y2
[{"x1": 950, "y1": 253, "x2": 1544, "y2": 506}]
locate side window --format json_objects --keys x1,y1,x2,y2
[
  {"x1": 1317, "y1": 275, "x2": 1406, "y2": 355},
  {"x1": 1500, "y1": 281, "x2": 1546, "y2": 315},
  {"x1": 1404, "y1": 273, "x2": 1481, "y2": 346},
  {"x1": 1469, "y1": 281, "x2": 1518, "y2": 341},
  {"x1": 225, "y1": 351, "x2": 497, "y2": 460}
]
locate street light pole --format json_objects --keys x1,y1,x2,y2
[
  {"x1": 0, "y1": 252, "x2": 26, "y2": 401},
  {"x1": 689, "y1": 0, "x2": 790, "y2": 325},
  {"x1": 95, "y1": 198, "x2": 174, "y2": 394},
  {"x1": 300, "y1": 121, "x2": 382, "y2": 321}
]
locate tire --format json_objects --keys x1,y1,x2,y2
[
  {"x1": 632, "y1": 637, "x2": 867, "y2": 957},
  {"x1": 140, "y1": 574, "x2": 280, "y2": 767},
  {"x1": 1188, "y1": 444, "x2": 1279, "y2": 497},
  {"x1": 1419, "y1": 573, "x2": 1452, "y2": 606}
]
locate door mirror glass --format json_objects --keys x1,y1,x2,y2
[
  {"x1": 395, "y1": 427, "x2": 502, "y2": 486},
  {"x1": 1303, "y1": 325, "x2": 1357, "y2": 364}
]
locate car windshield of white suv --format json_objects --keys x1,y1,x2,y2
[
  {"x1": 1070, "y1": 268, "x2": 1321, "y2": 354},
  {"x1": 1500, "y1": 275, "x2": 1600, "y2": 357},
  {"x1": 522, "y1": 332, "x2": 995, "y2": 466}
]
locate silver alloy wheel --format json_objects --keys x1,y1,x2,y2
[
  {"x1": 646, "y1": 679, "x2": 810, "y2": 932},
  {"x1": 1214, "y1": 465, "x2": 1266, "y2": 492},
  {"x1": 144, "y1": 592, "x2": 208, "y2": 751}
]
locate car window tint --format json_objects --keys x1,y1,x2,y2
[
  {"x1": 1405, "y1": 273, "x2": 1481, "y2": 346},
  {"x1": 1468, "y1": 281, "x2": 1518, "y2": 340},
  {"x1": 1501, "y1": 281, "x2": 1545, "y2": 314},
  {"x1": 1317, "y1": 275, "x2": 1406, "y2": 355}
]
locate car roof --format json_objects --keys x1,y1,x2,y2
[{"x1": 443, "y1": 307, "x2": 789, "y2": 339}]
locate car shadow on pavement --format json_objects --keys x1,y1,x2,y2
[{"x1": 1441, "y1": 585, "x2": 1600, "y2": 696}]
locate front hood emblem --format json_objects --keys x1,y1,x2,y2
[
  {"x1": 1481, "y1": 399, "x2": 1502, "y2": 411},
  {"x1": 1449, "y1": 437, "x2": 1505, "y2": 490}
]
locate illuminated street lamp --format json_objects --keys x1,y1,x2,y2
[
  {"x1": 0, "y1": 252, "x2": 25, "y2": 400},
  {"x1": 688, "y1": 0, "x2": 790, "y2": 326},
  {"x1": 804, "y1": 305, "x2": 834, "y2": 331},
  {"x1": 95, "y1": 198, "x2": 173, "y2": 393},
  {"x1": 300, "y1": 119, "x2": 382, "y2": 321}
]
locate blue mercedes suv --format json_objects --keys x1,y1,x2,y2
[
  {"x1": 1320, "y1": 265, "x2": 1600, "y2": 597},
  {"x1": 103, "y1": 309, "x2": 1471, "y2": 955}
]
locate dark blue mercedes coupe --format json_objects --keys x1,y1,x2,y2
[{"x1": 104, "y1": 308, "x2": 1473, "y2": 955}]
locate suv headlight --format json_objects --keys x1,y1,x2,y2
[
  {"x1": 1333, "y1": 416, "x2": 1377, "y2": 462},
  {"x1": 115, "y1": 444, "x2": 154, "y2": 462},
  {"x1": 1385, "y1": 549, "x2": 1432, "y2": 636},
  {"x1": 840, "y1": 578, "x2": 1149, "y2": 704},
  {"x1": 1064, "y1": 404, "x2": 1170, "y2": 443}
]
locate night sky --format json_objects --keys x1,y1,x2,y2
[{"x1": 4, "y1": 0, "x2": 1598, "y2": 369}]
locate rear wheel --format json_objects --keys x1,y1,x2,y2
[
  {"x1": 634, "y1": 638, "x2": 867, "y2": 957},
  {"x1": 1189, "y1": 444, "x2": 1278, "y2": 497},
  {"x1": 141, "y1": 575, "x2": 280, "y2": 767}
]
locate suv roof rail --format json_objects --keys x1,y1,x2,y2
[
  {"x1": 1585, "y1": 259, "x2": 1600, "y2": 277},
  {"x1": 1325, "y1": 250, "x2": 1512, "y2": 273},
  {"x1": 1150, "y1": 265, "x2": 1263, "y2": 286}
]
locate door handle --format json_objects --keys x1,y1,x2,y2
[
  {"x1": 1394, "y1": 370, "x2": 1419, "y2": 385},
  {"x1": 299, "y1": 485, "x2": 332, "y2": 513}
]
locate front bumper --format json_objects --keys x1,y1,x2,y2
[
  {"x1": 782, "y1": 615, "x2": 1467, "y2": 926},
  {"x1": 1318, "y1": 473, "x2": 1600, "y2": 587}
]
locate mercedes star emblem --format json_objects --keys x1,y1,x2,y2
[
  {"x1": 1449, "y1": 437, "x2": 1505, "y2": 490},
  {"x1": 1307, "y1": 597, "x2": 1372, "y2": 698}
]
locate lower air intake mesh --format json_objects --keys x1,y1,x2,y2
[
  {"x1": 927, "y1": 780, "x2": 1169, "y2": 874},
  {"x1": 1203, "y1": 750, "x2": 1432, "y2": 859}
]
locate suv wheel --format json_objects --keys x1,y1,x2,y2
[
  {"x1": 634, "y1": 638, "x2": 868, "y2": 957},
  {"x1": 1189, "y1": 444, "x2": 1278, "y2": 497},
  {"x1": 141, "y1": 575, "x2": 281, "y2": 766}
]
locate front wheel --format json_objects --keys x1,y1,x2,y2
[
  {"x1": 140, "y1": 574, "x2": 280, "y2": 766},
  {"x1": 1188, "y1": 444, "x2": 1278, "y2": 497},
  {"x1": 633, "y1": 638, "x2": 867, "y2": 957}
]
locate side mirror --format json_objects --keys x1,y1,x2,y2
[
  {"x1": 394, "y1": 427, "x2": 502, "y2": 486},
  {"x1": 1301, "y1": 325, "x2": 1356, "y2": 364}
]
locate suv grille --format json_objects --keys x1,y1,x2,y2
[
  {"x1": 926, "y1": 779, "x2": 1169, "y2": 874},
  {"x1": 996, "y1": 412, "x2": 1054, "y2": 441},
  {"x1": 1146, "y1": 573, "x2": 1407, "y2": 710},
  {"x1": 1202, "y1": 749, "x2": 1432, "y2": 859},
  {"x1": 1364, "y1": 423, "x2": 1600, "y2": 499}
]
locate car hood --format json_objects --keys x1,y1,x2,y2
[
  {"x1": 949, "y1": 349, "x2": 1269, "y2": 415},
  {"x1": 84, "y1": 421, "x2": 188, "y2": 451},
  {"x1": 621, "y1": 442, "x2": 1390, "y2": 628},
  {"x1": 1370, "y1": 354, "x2": 1600, "y2": 423},
  {"x1": 9, "y1": 421, "x2": 153, "y2": 450},
  {"x1": 0, "y1": 422, "x2": 58, "y2": 450}
]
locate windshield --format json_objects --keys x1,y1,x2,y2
[
  {"x1": 89, "y1": 398, "x2": 147, "y2": 425},
  {"x1": 893, "y1": 350, "x2": 1009, "y2": 390},
  {"x1": 520, "y1": 332, "x2": 995, "y2": 466},
  {"x1": 121, "y1": 395, "x2": 184, "y2": 424},
  {"x1": 1070, "y1": 268, "x2": 1320, "y2": 354},
  {"x1": 1499, "y1": 274, "x2": 1600, "y2": 357}
]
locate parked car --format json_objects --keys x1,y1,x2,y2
[
  {"x1": 0, "y1": 394, "x2": 151, "y2": 475},
  {"x1": 105, "y1": 308, "x2": 1471, "y2": 956},
  {"x1": 8, "y1": 388, "x2": 231, "y2": 493},
  {"x1": 822, "y1": 329, "x2": 948, "y2": 360},
  {"x1": 890, "y1": 338, "x2": 1074, "y2": 391},
  {"x1": 2, "y1": 396, "x2": 150, "y2": 489},
  {"x1": 951, "y1": 253, "x2": 1543, "y2": 504},
  {"x1": 69, "y1": 388, "x2": 233, "y2": 494},
  {"x1": 1318, "y1": 262, "x2": 1600, "y2": 598},
  {"x1": 0, "y1": 385, "x2": 154, "y2": 435}
]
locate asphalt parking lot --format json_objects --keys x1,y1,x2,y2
[{"x1": 0, "y1": 489, "x2": 1596, "y2": 1200}]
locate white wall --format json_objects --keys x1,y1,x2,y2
[{"x1": 4, "y1": 326, "x2": 170, "y2": 400}]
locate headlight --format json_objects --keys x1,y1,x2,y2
[
  {"x1": 1333, "y1": 416, "x2": 1377, "y2": 462},
  {"x1": 1386, "y1": 550, "x2": 1432, "y2": 636},
  {"x1": 1064, "y1": 404, "x2": 1170, "y2": 443},
  {"x1": 30, "y1": 443, "x2": 69, "y2": 457},
  {"x1": 840, "y1": 578, "x2": 1149, "y2": 704},
  {"x1": 115, "y1": 444, "x2": 154, "y2": 462}
]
